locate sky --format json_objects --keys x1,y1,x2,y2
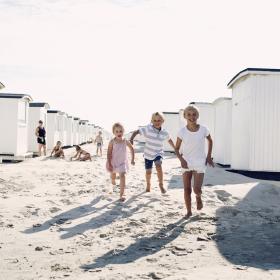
[{"x1": 1, "y1": 0, "x2": 280, "y2": 132}]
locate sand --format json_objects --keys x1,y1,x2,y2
[{"x1": 0, "y1": 142, "x2": 280, "y2": 280}]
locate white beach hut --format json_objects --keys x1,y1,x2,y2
[
  {"x1": 28, "y1": 102, "x2": 50, "y2": 154},
  {"x1": 0, "y1": 93, "x2": 33, "y2": 160},
  {"x1": 57, "y1": 112, "x2": 67, "y2": 146},
  {"x1": 73, "y1": 117, "x2": 80, "y2": 145},
  {"x1": 79, "y1": 120, "x2": 88, "y2": 144},
  {"x1": 47, "y1": 110, "x2": 60, "y2": 149},
  {"x1": 228, "y1": 68, "x2": 280, "y2": 171},
  {"x1": 213, "y1": 98, "x2": 232, "y2": 166},
  {"x1": 66, "y1": 115, "x2": 74, "y2": 147},
  {"x1": 162, "y1": 112, "x2": 181, "y2": 152}
]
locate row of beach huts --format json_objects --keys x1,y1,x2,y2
[
  {"x1": 132, "y1": 68, "x2": 280, "y2": 173},
  {"x1": 0, "y1": 89, "x2": 108, "y2": 161}
]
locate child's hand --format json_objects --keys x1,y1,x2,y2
[
  {"x1": 131, "y1": 160, "x2": 135, "y2": 166},
  {"x1": 180, "y1": 158, "x2": 188, "y2": 169},
  {"x1": 108, "y1": 163, "x2": 113, "y2": 172},
  {"x1": 206, "y1": 156, "x2": 214, "y2": 167}
]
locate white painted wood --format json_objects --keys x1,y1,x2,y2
[
  {"x1": 213, "y1": 98, "x2": 232, "y2": 165},
  {"x1": 162, "y1": 112, "x2": 181, "y2": 152},
  {"x1": 229, "y1": 70, "x2": 280, "y2": 171},
  {"x1": 47, "y1": 111, "x2": 60, "y2": 149},
  {"x1": 0, "y1": 94, "x2": 32, "y2": 157},
  {"x1": 28, "y1": 103, "x2": 49, "y2": 153}
]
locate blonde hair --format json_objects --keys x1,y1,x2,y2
[
  {"x1": 183, "y1": 105, "x2": 199, "y2": 119},
  {"x1": 112, "y1": 122, "x2": 124, "y2": 133},
  {"x1": 151, "y1": 112, "x2": 165, "y2": 122}
]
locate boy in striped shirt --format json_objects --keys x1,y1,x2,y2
[{"x1": 130, "y1": 112, "x2": 176, "y2": 193}]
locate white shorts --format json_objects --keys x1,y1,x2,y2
[{"x1": 182, "y1": 166, "x2": 206, "y2": 174}]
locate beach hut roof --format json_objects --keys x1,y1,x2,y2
[
  {"x1": 0, "y1": 82, "x2": 5, "y2": 89},
  {"x1": 227, "y1": 68, "x2": 280, "y2": 88},
  {"x1": 213, "y1": 97, "x2": 232, "y2": 104},
  {"x1": 0, "y1": 93, "x2": 32, "y2": 101},
  {"x1": 29, "y1": 102, "x2": 50, "y2": 108},
  {"x1": 47, "y1": 109, "x2": 60, "y2": 114},
  {"x1": 189, "y1": 101, "x2": 212, "y2": 105},
  {"x1": 162, "y1": 111, "x2": 179, "y2": 115}
]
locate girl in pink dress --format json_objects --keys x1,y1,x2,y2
[{"x1": 106, "y1": 123, "x2": 135, "y2": 201}]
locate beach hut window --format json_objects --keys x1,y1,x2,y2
[{"x1": 18, "y1": 101, "x2": 27, "y2": 124}]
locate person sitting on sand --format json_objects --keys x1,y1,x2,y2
[
  {"x1": 130, "y1": 112, "x2": 175, "y2": 194},
  {"x1": 94, "y1": 131, "x2": 104, "y2": 157},
  {"x1": 71, "y1": 145, "x2": 92, "y2": 161},
  {"x1": 50, "y1": 141, "x2": 65, "y2": 158},
  {"x1": 106, "y1": 123, "x2": 135, "y2": 201},
  {"x1": 175, "y1": 105, "x2": 214, "y2": 219}
]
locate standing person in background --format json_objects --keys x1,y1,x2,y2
[
  {"x1": 175, "y1": 105, "x2": 214, "y2": 219},
  {"x1": 35, "y1": 120, "x2": 46, "y2": 157},
  {"x1": 130, "y1": 112, "x2": 175, "y2": 194},
  {"x1": 94, "y1": 131, "x2": 104, "y2": 156}
]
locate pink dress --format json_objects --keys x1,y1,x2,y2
[{"x1": 106, "y1": 139, "x2": 129, "y2": 173}]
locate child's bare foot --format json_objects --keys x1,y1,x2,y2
[
  {"x1": 120, "y1": 196, "x2": 126, "y2": 202},
  {"x1": 159, "y1": 184, "x2": 166, "y2": 194},
  {"x1": 184, "y1": 212, "x2": 192, "y2": 219},
  {"x1": 196, "y1": 195, "x2": 203, "y2": 210}
]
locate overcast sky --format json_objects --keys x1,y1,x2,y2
[{"x1": 1, "y1": 0, "x2": 280, "y2": 132}]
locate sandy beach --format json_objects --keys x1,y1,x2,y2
[{"x1": 0, "y1": 142, "x2": 280, "y2": 280}]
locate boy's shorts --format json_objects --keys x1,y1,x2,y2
[
  {"x1": 182, "y1": 166, "x2": 206, "y2": 174},
  {"x1": 145, "y1": 156, "x2": 162, "y2": 170}
]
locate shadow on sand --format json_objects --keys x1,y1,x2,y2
[
  {"x1": 81, "y1": 217, "x2": 190, "y2": 271},
  {"x1": 59, "y1": 191, "x2": 159, "y2": 239},
  {"x1": 215, "y1": 183, "x2": 280, "y2": 270},
  {"x1": 23, "y1": 195, "x2": 111, "y2": 234}
]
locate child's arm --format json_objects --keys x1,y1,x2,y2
[
  {"x1": 107, "y1": 140, "x2": 113, "y2": 171},
  {"x1": 126, "y1": 140, "x2": 135, "y2": 165},
  {"x1": 175, "y1": 137, "x2": 188, "y2": 168},
  {"x1": 168, "y1": 138, "x2": 176, "y2": 151},
  {"x1": 71, "y1": 152, "x2": 78, "y2": 160},
  {"x1": 206, "y1": 135, "x2": 214, "y2": 167},
  {"x1": 50, "y1": 147, "x2": 55, "y2": 157},
  {"x1": 35, "y1": 127, "x2": 39, "y2": 137},
  {"x1": 77, "y1": 151, "x2": 82, "y2": 160},
  {"x1": 129, "y1": 130, "x2": 140, "y2": 145}
]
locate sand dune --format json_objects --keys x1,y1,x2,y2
[{"x1": 0, "y1": 143, "x2": 280, "y2": 280}]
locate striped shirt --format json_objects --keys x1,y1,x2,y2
[{"x1": 139, "y1": 124, "x2": 170, "y2": 160}]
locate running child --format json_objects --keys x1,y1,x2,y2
[
  {"x1": 175, "y1": 105, "x2": 214, "y2": 218},
  {"x1": 106, "y1": 123, "x2": 135, "y2": 201},
  {"x1": 94, "y1": 131, "x2": 104, "y2": 156},
  {"x1": 130, "y1": 112, "x2": 175, "y2": 194},
  {"x1": 50, "y1": 141, "x2": 65, "y2": 158},
  {"x1": 71, "y1": 145, "x2": 92, "y2": 161}
]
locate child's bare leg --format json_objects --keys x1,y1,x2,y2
[
  {"x1": 43, "y1": 145, "x2": 46, "y2": 156},
  {"x1": 145, "y1": 169, "x2": 152, "y2": 192},
  {"x1": 111, "y1": 172, "x2": 116, "y2": 186},
  {"x1": 155, "y1": 164, "x2": 166, "y2": 194},
  {"x1": 193, "y1": 172, "x2": 204, "y2": 210},
  {"x1": 183, "y1": 171, "x2": 193, "y2": 217},
  {"x1": 119, "y1": 173, "x2": 126, "y2": 201}
]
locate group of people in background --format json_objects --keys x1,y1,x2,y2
[
  {"x1": 107, "y1": 106, "x2": 214, "y2": 218},
  {"x1": 35, "y1": 122, "x2": 104, "y2": 161},
  {"x1": 35, "y1": 105, "x2": 214, "y2": 218}
]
